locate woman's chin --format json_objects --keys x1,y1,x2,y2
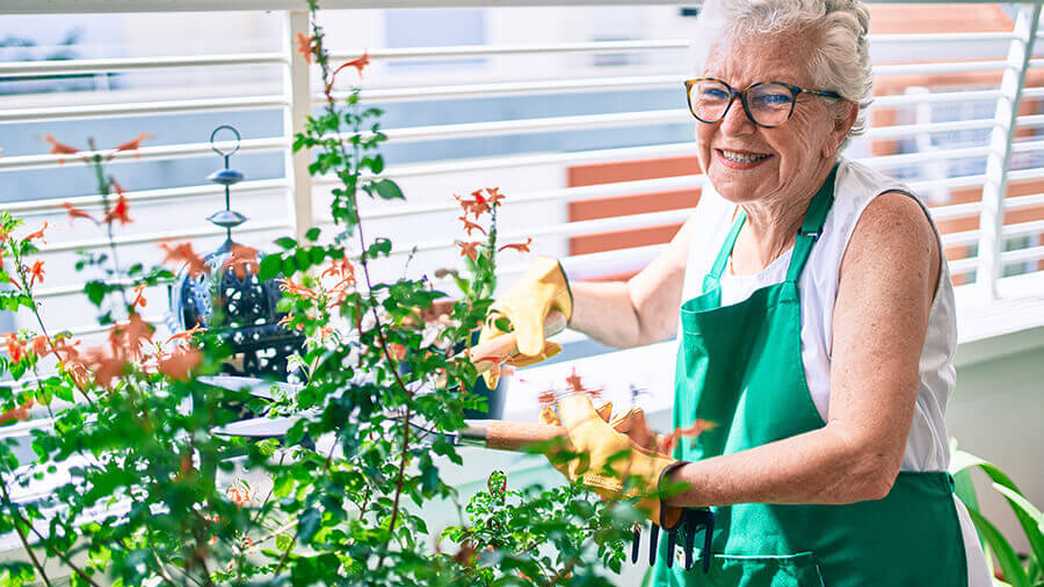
[{"x1": 709, "y1": 165, "x2": 774, "y2": 203}]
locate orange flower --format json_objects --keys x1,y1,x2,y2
[
  {"x1": 104, "y1": 180, "x2": 132, "y2": 225},
  {"x1": 226, "y1": 483, "x2": 252, "y2": 508},
  {"x1": 458, "y1": 216, "x2": 486, "y2": 237},
  {"x1": 484, "y1": 187, "x2": 504, "y2": 207},
  {"x1": 296, "y1": 32, "x2": 313, "y2": 64},
  {"x1": 334, "y1": 51, "x2": 370, "y2": 78},
  {"x1": 85, "y1": 347, "x2": 125, "y2": 389},
  {"x1": 498, "y1": 237, "x2": 532, "y2": 254},
  {"x1": 456, "y1": 240, "x2": 481, "y2": 261},
  {"x1": 158, "y1": 347, "x2": 201, "y2": 381},
  {"x1": 28, "y1": 260, "x2": 44, "y2": 287},
  {"x1": 108, "y1": 313, "x2": 154, "y2": 360},
  {"x1": 663, "y1": 419, "x2": 717, "y2": 454},
  {"x1": 160, "y1": 242, "x2": 209, "y2": 278},
  {"x1": 31, "y1": 335, "x2": 49, "y2": 356},
  {"x1": 113, "y1": 132, "x2": 151, "y2": 154},
  {"x1": 44, "y1": 133, "x2": 79, "y2": 156},
  {"x1": 131, "y1": 284, "x2": 147, "y2": 310},
  {"x1": 387, "y1": 343, "x2": 407, "y2": 361},
  {"x1": 277, "y1": 277, "x2": 317, "y2": 300},
  {"x1": 222, "y1": 244, "x2": 258, "y2": 280},
  {"x1": 4, "y1": 333, "x2": 25, "y2": 363},
  {"x1": 25, "y1": 221, "x2": 48, "y2": 243},
  {"x1": 165, "y1": 324, "x2": 204, "y2": 345},
  {"x1": 62, "y1": 202, "x2": 97, "y2": 223}
]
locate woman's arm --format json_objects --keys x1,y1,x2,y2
[
  {"x1": 568, "y1": 215, "x2": 696, "y2": 349},
  {"x1": 666, "y1": 192, "x2": 941, "y2": 506}
]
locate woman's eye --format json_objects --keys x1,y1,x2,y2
[
  {"x1": 753, "y1": 94, "x2": 790, "y2": 108},
  {"x1": 701, "y1": 88, "x2": 729, "y2": 100}
]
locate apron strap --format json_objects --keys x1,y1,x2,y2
[
  {"x1": 704, "y1": 211, "x2": 746, "y2": 291},
  {"x1": 785, "y1": 163, "x2": 839, "y2": 284}
]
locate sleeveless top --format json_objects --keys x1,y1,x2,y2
[
  {"x1": 678, "y1": 157, "x2": 955, "y2": 471},
  {"x1": 674, "y1": 157, "x2": 991, "y2": 585}
]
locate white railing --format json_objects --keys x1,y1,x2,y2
[{"x1": 1, "y1": 0, "x2": 1044, "y2": 346}]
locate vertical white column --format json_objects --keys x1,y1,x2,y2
[
  {"x1": 283, "y1": 10, "x2": 314, "y2": 241},
  {"x1": 976, "y1": 4, "x2": 1040, "y2": 300}
]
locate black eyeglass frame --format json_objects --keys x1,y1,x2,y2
[{"x1": 683, "y1": 77, "x2": 843, "y2": 128}]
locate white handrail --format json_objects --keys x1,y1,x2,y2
[{"x1": 0, "y1": 53, "x2": 285, "y2": 77}]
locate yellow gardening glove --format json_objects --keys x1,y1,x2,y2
[
  {"x1": 480, "y1": 257, "x2": 573, "y2": 388},
  {"x1": 544, "y1": 394, "x2": 683, "y2": 528}
]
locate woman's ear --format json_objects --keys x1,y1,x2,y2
[{"x1": 823, "y1": 101, "x2": 858, "y2": 158}]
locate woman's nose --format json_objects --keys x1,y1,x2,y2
[{"x1": 720, "y1": 99, "x2": 756, "y2": 136}]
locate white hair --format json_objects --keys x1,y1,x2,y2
[{"x1": 692, "y1": 0, "x2": 873, "y2": 138}]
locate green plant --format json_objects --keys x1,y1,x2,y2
[
  {"x1": 951, "y1": 441, "x2": 1044, "y2": 587},
  {"x1": 0, "y1": 1, "x2": 637, "y2": 584}
]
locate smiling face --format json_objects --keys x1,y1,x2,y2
[{"x1": 696, "y1": 31, "x2": 852, "y2": 206}]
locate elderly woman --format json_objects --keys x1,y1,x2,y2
[{"x1": 479, "y1": 0, "x2": 992, "y2": 585}]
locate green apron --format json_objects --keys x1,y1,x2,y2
[{"x1": 654, "y1": 166, "x2": 967, "y2": 586}]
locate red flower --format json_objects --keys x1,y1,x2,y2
[
  {"x1": 296, "y1": 33, "x2": 313, "y2": 64},
  {"x1": 131, "y1": 284, "x2": 147, "y2": 310},
  {"x1": 31, "y1": 335, "x2": 49, "y2": 357},
  {"x1": 165, "y1": 324, "x2": 204, "y2": 345},
  {"x1": 4, "y1": 333, "x2": 25, "y2": 363},
  {"x1": 104, "y1": 180, "x2": 132, "y2": 225},
  {"x1": 86, "y1": 347, "x2": 125, "y2": 389},
  {"x1": 44, "y1": 134, "x2": 79, "y2": 156},
  {"x1": 221, "y1": 244, "x2": 258, "y2": 280},
  {"x1": 458, "y1": 216, "x2": 486, "y2": 236},
  {"x1": 160, "y1": 242, "x2": 209, "y2": 278},
  {"x1": 498, "y1": 237, "x2": 532, "y2": 254},
  {"x1": 158, "y1": 347, "x2": 201, "y2": 381},
  {"x1": 277, "y1": 278, "x2": 318, "y2": 300},
  {"x1": 456, "y1": 240, "x2": 481, "y2": 261},
  {"x1": 334, "y1": 51, "x2": 370, "y2": 78},
  {"x1": 62, "y1": 202, "x2": 97, "y2": 223},
  {"x1": 108, "y1": 313, "x2": 154, "y2": 360},
  {"x1": 25, "y1": 221, "x2": 48, "y2": 243},
  {"x1": 113, "y1": 132, "x2": 151, "y2": 154},
  {"x1": 484, "y1": 187, "x2": 504, "y2": 207},
  {"x1": 28, "y1": 260, "x2": 44, "y2": 287}
]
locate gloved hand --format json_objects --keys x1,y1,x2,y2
[
  {"x1": 479, "y1": 257, "x2": 573, "y2": 388},
  {"x1": 540, "y1": 393, "x2": 683, "y2": 528}
]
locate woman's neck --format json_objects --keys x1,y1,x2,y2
[{"x1": 732, "y1": 159, "x2": 834, "y2": 274}]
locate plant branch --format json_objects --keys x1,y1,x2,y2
[{"x1": 0, "y1": 477, "x2": 53, "y2": 587}]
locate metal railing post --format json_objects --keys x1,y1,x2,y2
[
  {"x1": 976, "y1": 3, "x2": 1040, "y2": 300},
  {"x1": 283, "y1": 10, "x2": 314, "y2": 241}
]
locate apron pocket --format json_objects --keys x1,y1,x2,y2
[{"x1": 711, "y1": 551, "x2": 825, "y2": 587}]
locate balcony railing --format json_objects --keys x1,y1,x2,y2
[{"x1": 2, "y1": 0, "x2": 1044, "y2": 367}]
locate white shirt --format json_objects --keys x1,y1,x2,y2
[{"x1": 676, "y1": 158, "x2": 989, "y2": 585}]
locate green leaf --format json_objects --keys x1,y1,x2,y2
[
  {"x1": 308, "y1": 246, "x2": 325, "y2": 265},
  {"x1": 952, "y1": 448, "x2": 1044, "y2": 570},
  {"x1": 275, "y1": 237, "x2": 297, "y2": 250},
  {"x1": 366, "y1": 238, "x2": 392, "y2": 258},
  {"x1": 305, "y1": 227, "x2": 321, "y2": 242},
  {"x1": 294, "y1": 248, "x2": 311, "y2": 272},
  {"x1": 84, "y1": 280, "x2": 107, "y2": 307},
  {"x1": 968, "y1": 507, "x2": 1030, "y2": 587},
  {"x1": 371, "y1": 179, "x2": 404, "y2": 201},
  {"x1": 993, "y1": 484, "x2": 1044, "y2": 538},
  {"x1": 259, "y1": 254, "x2": 283, "y2": 281}
]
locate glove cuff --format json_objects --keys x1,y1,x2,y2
[
  {"x1": 657, "y1": 460, "x2": 691, "y2": 530},
  {"x1": 554, "y1": 259, "x2": 575, "y2": 323}
]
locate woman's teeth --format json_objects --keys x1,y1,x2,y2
[{"x1": 720, "y1": 150, "x2": 769, "y2": 163}]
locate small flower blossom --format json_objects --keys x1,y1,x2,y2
[
  {"x1": 456, "y1": 240, "x2": 481, "y2": 261},
  {"x1": 484, "y1": 186, "x2": 504, "y2": 207},
  {"x1": 105, "y1": 179, "x2": 132, "y2": 225},
  {"x1": 458, "y1": 216, "x2": 486, "y2": 236},
  {"x1": 28, "y1": 260, "x2": 44, "y2": 287},
  {"x1": 160, "y1": 242, "x2": 209, "y2": 278},
  {"x1": 498, "y1": 237, "x2": 532, "y2": 254},
  {"x1": 31, "y1": 335, "x2": 49, "y2": 356},
  {"x1": 25, "y1": 221, "x2": 48, "y2": 243},
  {"x1": 335, "y1": 51, "x2": 370, "y2": 78},
  {"x1": 158, "y1": 347, "x2": 201, "y2": 381},
  {"x1": 296, "y1": 33, "x2": 313, "y2": 64},
  {"x1": 113, "y1": 132, "x2": 151, "y2": 154},
  {"x1": 131, "y1": 284, "x2": 147, "y2": 310},
  {"x1": 44, "y1": 133, "x2": 79, "y2": 157},
  {"x1": 4, "y1": 333, "x2": 25, "y2": 364},
  {"x1": 221, "y1": 244, "x2": 259, "y2": 280},
  {"x1": 62, "y1": 202, "x2": 97, "y2": 223}
]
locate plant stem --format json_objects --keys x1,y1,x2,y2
[{"x1": 0, "y1": 477, "x2": 53, "y2": 587}]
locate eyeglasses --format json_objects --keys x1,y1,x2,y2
[{"x1": 684, "y1": 77, "x2": 842, "y2": 128}]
